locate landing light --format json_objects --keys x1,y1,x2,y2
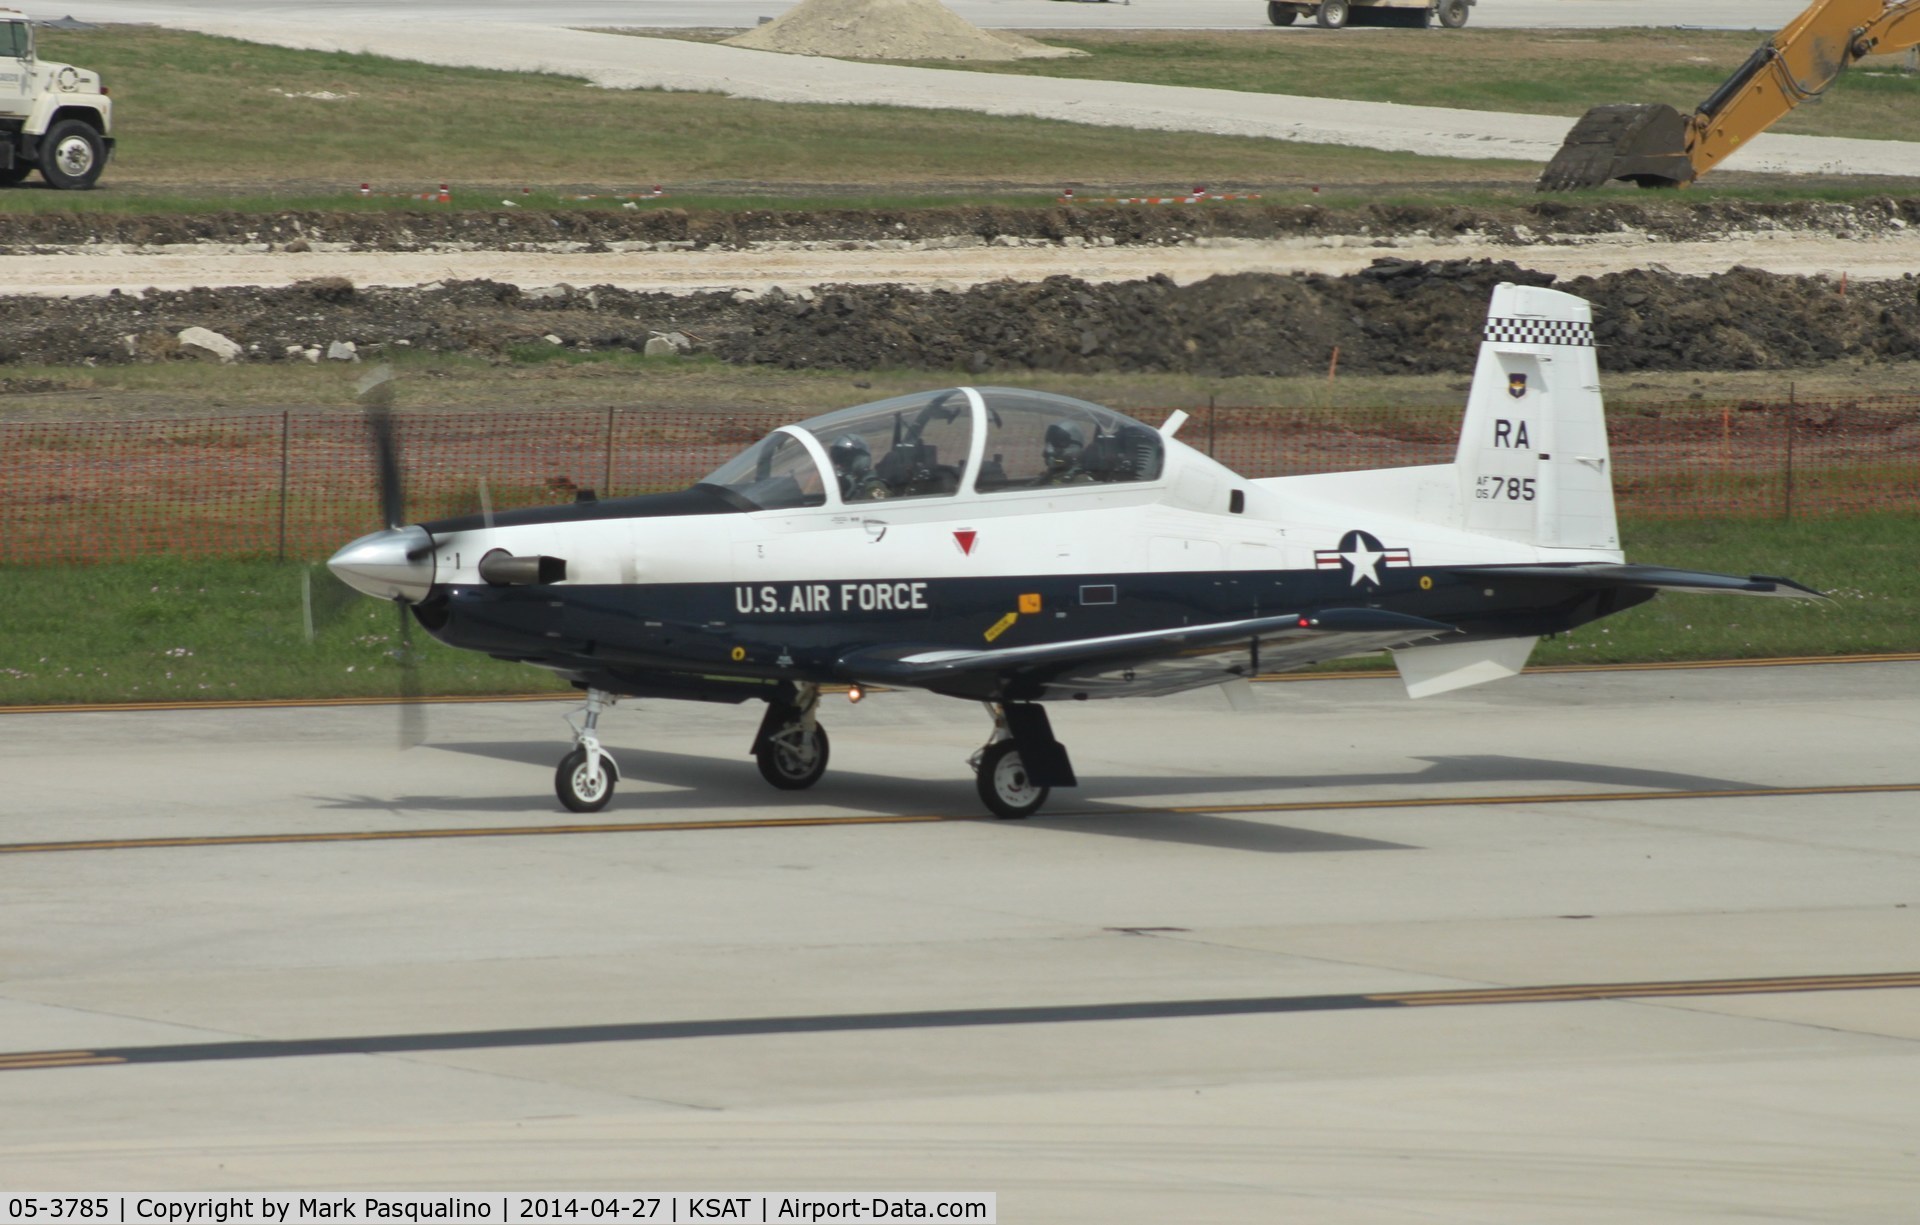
[{"x1": 848, "y1": 685, "x2": 865, "y2": 704}]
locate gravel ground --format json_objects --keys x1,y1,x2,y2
[
  {"x1": 5, "y1": 233, "x2": 1920, "y2": 298},
  {"x1": 5, "y1": 197, "x2": 1920, "y2": 297}
]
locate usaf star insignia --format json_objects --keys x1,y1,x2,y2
[{"x1": 1315, "y1": 529, "x2": 1412, "y2": 588}]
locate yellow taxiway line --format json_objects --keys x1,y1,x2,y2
[
  {"x1": 1373, "y1": 970, "x2": 1920, "y2": 1007},
  {"x1": 1173, "y1": 781, "x2": 1920, "y2": 817}
]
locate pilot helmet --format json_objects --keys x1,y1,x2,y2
[
  {"x1": 1043, "y1": 421, "x2": 1085, "y2": 472},
  {"x1": 829, "y1": 433, "x2": 873, "y2": 474}
]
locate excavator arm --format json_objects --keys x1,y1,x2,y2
[{"x1": 1540, "y1": 0, "x2": 1920, "y2": 191}]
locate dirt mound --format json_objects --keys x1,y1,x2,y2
[
  {"x1": 3, "y1": 196, "x2": 1918, "y2": 254},
  {"x1": 723, "y1": 0, "x2": 1083, "y2": 61},
  {"x1": 1, "y1": 261, "x2": 1914, "y2": 381},
  {"x1": 713, "y1": 261, "x2": 1920, "y2": 377}
]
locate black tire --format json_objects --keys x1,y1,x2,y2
[
  {"x1": 555, "y1": 745, "x2": 616, "y2": 813},
  {"x1": 1437, "y1": 0, "x2": 1469, "y2": 28},
  {"x1": 1266, "y1": 2, "x2": 1298, "y2": 25},
  {"x1": 975, "y1": 740, "x2": 1048, "y2": 820},
  {"x1": 37, "y1": 119, "x2": 105, "y2": 190},
  {"x1": 0, "y1": 161, "x2": 32, "y2": 187},
  {"x1": 756, "y1": 721, "x2": 829, "y2": 791},
  {"x1": 1315, "y1": 0, "x2": 1349, "y2": 29}
]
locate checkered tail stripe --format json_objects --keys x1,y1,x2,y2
[{"x1": 1484, "y1": 316, "x2": 1594, "y2": 347}]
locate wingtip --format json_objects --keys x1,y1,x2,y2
[{"x1": 1750, "y1": 575, "x2": 1831, "y2": 601}]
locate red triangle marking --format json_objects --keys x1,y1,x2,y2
[{"x1": 954, "y1": 529, "x2": 977, "y2": 556}]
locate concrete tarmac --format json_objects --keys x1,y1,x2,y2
[{"x1": 3, "y1": 661, "x2": 1918, "y2": 1219}]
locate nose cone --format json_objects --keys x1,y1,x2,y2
[{"x1": 328, "y1": 525, "x2": 436, "y2": 603}]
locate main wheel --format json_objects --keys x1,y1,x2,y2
[
  {"x1": 975, "y1": 740, "x2": 1048, "y2": 820},
  {"x1": 1266, "y1": 2, "x2": 1298, "y2": 24},
  {"x1": 1315, "y1": 0, "x2": 1350, "y2": 29},
  {"x1": 756, "y1": 722, "x2": 829, "y2": 791},
  {"x1": 555, "y1": 745, "x2": 616, "y2": 813},
  {"x1": 1436, "y1": 0, "x2": 1469, "y2": 28},
  {"x1": 0, "y1": 161, "x2": 33, "y2": 187},
  {"x1": 37, "y1": 120, "x2": 105, "y2": 191}
]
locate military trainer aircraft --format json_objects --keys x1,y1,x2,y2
[{"x1": 329, "y1": 283, "x2": 1822, "y2": 818}]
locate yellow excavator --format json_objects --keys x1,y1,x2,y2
[{"x1": 1539, "y1": 0, "x2": 1920, "y2": 190}]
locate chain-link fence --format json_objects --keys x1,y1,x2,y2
[{"x1": 5, "y1": 395, "x2": 1916, "y2": 564}]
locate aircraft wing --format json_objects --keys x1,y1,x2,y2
[
  {"x1": 837, "y1": 608, "x2": 1457, "y2": 702},
  {"x1": 1453, "y1": 563, "x2": 1827, "y2": 600}
]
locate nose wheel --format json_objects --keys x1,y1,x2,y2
[
  {"x1": 555, "y1": 689, "x2": 620, "y2": 813},
  {"x1": 556, "y1": 744, "x2": 615, "y2": 812}
]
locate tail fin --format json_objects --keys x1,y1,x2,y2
[{"x1": 1457, "y1": 283, "x2": 1620, "y2": 555}]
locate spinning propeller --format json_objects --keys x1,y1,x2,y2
[{"x1": 327, "y1": 365, "x2": 432, "y2": 748}]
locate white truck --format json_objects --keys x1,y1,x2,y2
[
  {"x1": 1268, "y1": 0, "x2": 1474, "y2": 28},
  {"x1": 0, "y1": 9, "x2": 112, "y2": 189}
]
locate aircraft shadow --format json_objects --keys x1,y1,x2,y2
[
  {"x1": 304, "y1": 745, "x2": 1763, "y2": 856},
  {"x1": 426, "y1": 741, "x2": 1757, "y2": 800}
]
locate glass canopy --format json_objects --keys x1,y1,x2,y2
[{"x1": 699, "y1": 388, "x2": 1164, "y2": 510}]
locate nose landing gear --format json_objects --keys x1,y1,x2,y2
[{"x1": 555, "y1": 688, "x2": 621, "y2": 813}]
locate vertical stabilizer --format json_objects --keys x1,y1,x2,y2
[{"x1": 1457, "y1": 284, "x2": 1620, "y2": 554}]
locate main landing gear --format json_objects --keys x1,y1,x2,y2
[
  {"x1": 555, "y1": 688, "x2": 621, "y2": 813},
  {"x1": 752, "y1": 682, "x2": 830, "y2": 791},
  {"x1": 970, "y1": 703, "x2": 1075, "y2": 819}
]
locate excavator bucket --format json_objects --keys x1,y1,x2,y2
[{"x1": 1537, "y1": 103, "x2": 1696, "y2": 191}]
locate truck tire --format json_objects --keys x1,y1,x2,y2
[
  {"x1": 1267, "y1": 2, "x2": 1297, "y2": 24},
  {"x1": 1437, "y1": 0, "x2": 1470, "y2": 27},
  {"x1": 38, "y1": 119, "x2": 105, "y2": 190},
  {"x1": 1316, "y1": 1, "x2": 1350, "y2": 29}
]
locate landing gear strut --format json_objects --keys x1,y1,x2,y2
[
  {"x1": 753, "y1": 682, "x2": 830, "y2": 791},
  {"x1": 555, "y1": 688, "x2": 620, "y2": 813}
]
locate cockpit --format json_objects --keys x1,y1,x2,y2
[{"x1": 699, "y1": 387, "x2": 1167, "y2": 511}]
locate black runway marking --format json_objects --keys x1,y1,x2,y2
[{"x1": 5, "y1": 971, "x2": 1918, "y2": 1072}]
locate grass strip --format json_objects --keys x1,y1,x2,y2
[
  {"x1": 12, "y1": 26, "x2": 1521, "y2": 207},
  {"x1": 5, "y1": 354, "x2": 1920, "y2": 424}
]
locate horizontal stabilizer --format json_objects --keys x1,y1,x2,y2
[{"x1": 1454, "y1": 563, "x2": 1827, "y2": 601}]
